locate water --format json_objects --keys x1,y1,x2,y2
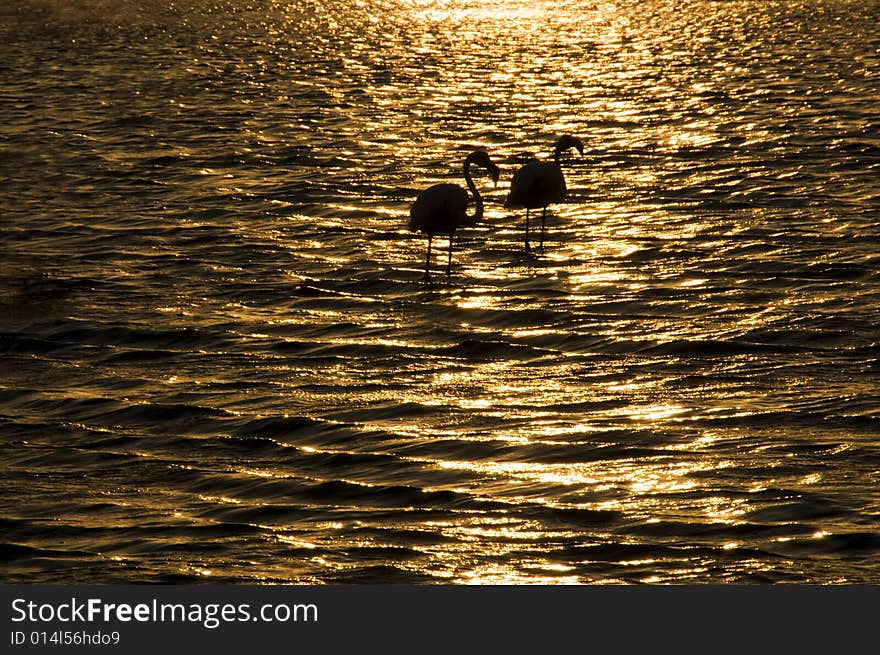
[{"x1": 1, "y1": 0, "x2": 879, "y2": 584}]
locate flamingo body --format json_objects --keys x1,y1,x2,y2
[
  {"x1": 505, "y1": 160, "x2": 567, "y2": 210},
  {"x1": 408, "y1": 183, "x2": 470, "y2": 235}
]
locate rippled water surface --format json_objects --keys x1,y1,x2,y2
[{"x1": 2, "y1": 0, "x2": 879, "y2": 583}]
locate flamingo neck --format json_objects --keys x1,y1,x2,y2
[{"x1": 464, "y1": 161, "x2": 483, "y2": 225}]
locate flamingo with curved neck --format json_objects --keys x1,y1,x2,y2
[
  {"x1": 408, "y1": 150, "x2": 500, "y2": 279},
  {"x1": 504, "y1": 135, "x2": 583, "y2": 254}
]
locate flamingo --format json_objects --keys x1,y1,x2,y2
[
  {"x1": 408, "y1": 150, "x2": 500, "y2": 280},
  {"x1": 504, "y1": 135, "x2": 583, "y2": 254}
]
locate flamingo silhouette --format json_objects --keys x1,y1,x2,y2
[
  {"x1": 408, "y1": 150, "x2": 500, "y2": 280},
  {"x1": 504, "y1": 135, "x2": 583, "y2": 254}
]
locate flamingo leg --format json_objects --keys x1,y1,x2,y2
[
  {"x1": 524, "y1": 208, "x2": 531, "y2": 252},
  {"x1": 540, "y1": 207, "x2": 547, "y2": 254},
  {"x1": 424, "y1": 234, "x2": 432, "y2": 280},
  {"x1": 447, "y1": 233, "x2": 453, "y2": 275}
]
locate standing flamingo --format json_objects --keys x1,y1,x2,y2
[
  {"x1": 504, "y1": 135, "x2": 583, "y2": 254},
  {"x1": 408, "y1": 150, "x2": 500, "y2": 280}
]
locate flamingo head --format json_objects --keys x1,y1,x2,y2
[
  {"x1": 555, "y1": 135, "x2": 584, "y2": 157},
  {"x1": 467, "y1": 149, "x2": 501, "y2": 186}
]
